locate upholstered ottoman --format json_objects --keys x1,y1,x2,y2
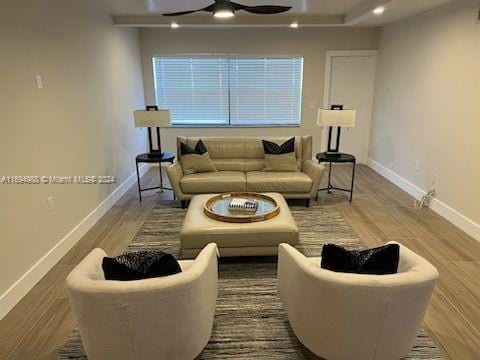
[{"x1": 180, "y1": 193, "x2": 299, "y2": 258}]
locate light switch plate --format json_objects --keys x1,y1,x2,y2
[{"x1": 47, "y1": 196, "x2": 54, "y2": 211}]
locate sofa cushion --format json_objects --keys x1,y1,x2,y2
[
  {"x1": 262, "y1": 137, "x2": 300, "y2": 172},
  {"x1": 262, "y1": 137, "x2": 295, "y2": 154},
  {"x1": 264, "y1": 153, "x2": 300, "y2": 172},
  {"x1": 178, "y1": 136, "x2": 304, "y2": 170},
  {"x1": 180, "y1": 139, "x2": 208, "y2": 156},
  {"x1": 180, "y1": 140, "x2": 217, "y2": 175},
  {"x1": 181, "y1": 171, "x2": 246, "y2": 194},
  {"x1": 246, "y1": 171, "x2": 312, "y2": 193},
  {"x1": 212, "y1": 158, "x2": 265, "y2": 172}
]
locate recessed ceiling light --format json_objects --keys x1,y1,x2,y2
[
  {"x1": 171, "y1": 22, "x2": 179, "y2": 28},
  {"x1": 373, "y1": 6, "x2": 385, "y2": 15},
  {"x1": 290, "y1": 22, "x2": 299, "y2": 28}
]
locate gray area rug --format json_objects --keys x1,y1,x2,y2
[{"x1": 59, "y1": 199, "x2": 444, "y2": 359}]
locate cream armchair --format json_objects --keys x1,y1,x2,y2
[
  {"x1": 277, "y1": 242, "x2": 438, "y2": 360},
  {"x1": 66, "y1": 243, "x2": 218, "y2": 360}
]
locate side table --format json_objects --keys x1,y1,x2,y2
[
  {"x1": 135, "y1": 151, "x2": 175, "y2": 202},
  {"x1": 316, "y1": 152, "x2": 356, "y2": 202}
]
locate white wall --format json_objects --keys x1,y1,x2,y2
[
  {"x1": 0, "y1": 0, "x2": 146, "y2": 317},
  {"x1": 370, "y1": 0, "x2": 480, "y2": 237},
  {"x1": 324, "y1": 52, "x2": 377, "y2": 163},
  {"x1": 140, "y1": 27, "x2": 379, "y2": 155}
]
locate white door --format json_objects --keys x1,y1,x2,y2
[{"x1": 322, "y1": 51, "x2": 377, "y2": 163}]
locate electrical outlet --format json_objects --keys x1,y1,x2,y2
[
  {"x1": 36, "y1": 74, "x2": 43, "y2": 89},
  {"x1": 309, "y1": 101, "x2": 318, "y2": 109},
  {"x1": 431, "y1": 173, "x2": 438, "y2": 186},
  {"x1": 47, "y1": 196, "x2": 54, "y2": 211},
  {"x1": 415, "y1": 160, "x2": 420, "y2": 171}
]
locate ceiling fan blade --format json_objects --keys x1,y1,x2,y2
[
  {"x1": 231, "y1": 3, "x2": 292, "y2": 14},
  {"x1": 162, "y1": 4, "x2": 215, "y2": 17},
  {"x1": 162, "y1": 10, "x2": 200, "y2": 17}
]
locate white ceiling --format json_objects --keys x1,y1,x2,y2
[
  {"x1": 105, "y1": 0, "x2": 455, "y2": 27},
  {"x1": 100, "y1": 0, "x2": 366, "y2": 16}
]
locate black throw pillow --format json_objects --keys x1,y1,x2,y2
[
  {"x1": 262, "y1": 137, "x2": 295, "y2": 154},
  {"x1": 102, "y1": 250, "x2": 182, "y2": 281},
  {"x1": 320, "y1": 244, "x2": 400, "y2": 275},
  {"x1": 180, "y1": 139, "x2": 208, "y2": 156}
]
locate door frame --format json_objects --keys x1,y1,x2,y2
[{"x1": 322, "y1": 50, "x2": 378, "y2": 161}]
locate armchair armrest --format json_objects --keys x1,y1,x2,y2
[
  {"x1": 302, "y1": 159, "x2": 325, "y2": 199},
  {"x1": 166, "y1": 162, "x2": 188, "y2": 200}
]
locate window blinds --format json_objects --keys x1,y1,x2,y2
[
  {"x1": 153, "y1": 57, "x2": 229, "y2": 125},
  {"x1": 229, "y1": 57, "x2": 303, "y2": 126},
  {"x1": 152, "y1": 56, "x2": 303, "y2": 126}
]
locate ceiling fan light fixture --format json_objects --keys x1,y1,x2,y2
[
  {"x1": 214, "y1": 9, "x2": 235, "y2": 18},
  {"x1": 214, "y1": 9, "x2": 234, "y2": 18},
  {"x1": 373, "y1": 6, "x2": 385, "y2": 15},
  {"x1": 162, "y1": 1, "x2": 291, "y2": 18},
  {"x1": 171, "y1": 22, "x2": 179, "y2": 28},
  {"x1": 290, "y1": 22, "x2": 299, "y2": 28},
  {"x1": 213, "y1": 2, "x2": 235, "y2": 18}
]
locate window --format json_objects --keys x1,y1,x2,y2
[
  {"x1": 152, "y1": 56, "x2": 303, "y2": 126},
  {"x1": 152, "y1": 57, "x2": 229, "y2": 125}
]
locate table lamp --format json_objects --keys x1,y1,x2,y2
[
  {"x1": 134, "y1": 106, "x2": 170, "y2": 157},
  {"x1": 317, "y1": 105, "x2": 357, "y2": 157}
]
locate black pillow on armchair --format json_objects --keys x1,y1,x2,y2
[
  {"x1": 320, "y1": 243, "x2": 400, "y2": 275},
  {"x1": 102, "y1": 250, "x2": 182, "y2": 281}
]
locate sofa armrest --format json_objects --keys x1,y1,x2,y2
[
  {"x1": 166, "y1": 162, "x2": 188, "y2": 200},
  {"x1": 302, "y1": 159, "x2": 326, "y2": 199}
]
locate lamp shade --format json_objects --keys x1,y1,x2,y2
[
  {"x1": 317, "y1": 109, "x2": 357, "y2": 127},
  {"x1": 134, "y1": 109, "x2": 171, "y2": 128}
]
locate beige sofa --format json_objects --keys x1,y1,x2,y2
[
  {"x1": 277, "y1": 242, "x2": 439, "y2": 360},
  {"x1": 66, "y1": 243, "x2": 218, "y2": 360},
  {"x1": 166, "y1": 136, "x2": 325, "y2": 207}
]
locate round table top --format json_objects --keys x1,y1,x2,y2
[
  {"x1": 204, "y1": 192, "x2": 280, "y2": 223},
  {"x1": 136, "y1": 151, "x2": 175, "y2": 163},
  {"x1": 316, "y1": 152, "x2": 356, "y2": 163}
]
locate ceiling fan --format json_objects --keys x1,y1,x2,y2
[{"x1": 162, "y1": 0, "x2": 292, "y2": 18}]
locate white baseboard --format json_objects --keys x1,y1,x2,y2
[
  {"x1": 0, "y1": 164, "x2": 150, "y2": 320},
  {"x1": 366, "y1": 158, "x2": 425, "y2": 200},
  {"x1": 367, "y1": 158, "x2": 480, "y2": 242}
]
